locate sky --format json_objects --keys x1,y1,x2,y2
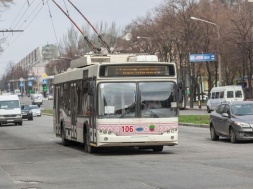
[{"x1": 0, "y1": 0, "x2": 164, "y2": 77}]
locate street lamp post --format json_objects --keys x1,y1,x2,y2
[{"x1": 190, "y1": 16, "x2": 222, "y2": 86}]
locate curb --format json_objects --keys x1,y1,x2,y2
[
  {"x1": 179, "y1": 123, "x2": 209, "y2": 128},
  {"x1": 184, "y1": 108, "x2": 207, "y2": 111}
]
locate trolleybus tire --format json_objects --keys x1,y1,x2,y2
[
  {"x1": 84, "y1": 132, "x2": 96, "y2": 153},
  {"x1": 61, "y1": 125, "x2": 70, "y2": 146},
  {"x1": 152, "y1": 146, "x2": 163, "y2": 152}
]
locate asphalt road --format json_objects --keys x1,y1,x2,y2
[{"x1": 1, "y1": 115, "x2": 253, "y2": 189}]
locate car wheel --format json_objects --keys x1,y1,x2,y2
[
  {"x1": 230, "y1": 127, "x2": 237, "y2": 143},
  {"x1": 153, "y1": 146, "x2": 163, "y2": 152},
  {"x1": 207, "y1": 106, "x2": 211, "y2": 113},
  {"x1": 210, "y1": 125, "x2": 219, "y2": 141}
]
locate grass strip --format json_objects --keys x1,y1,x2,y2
[
  {"x1": 179, "y1": 115, "x2": 209, "y2": 125},
  {"x1": 42, "y1": 109, "x2": 54, "y2": 115}
]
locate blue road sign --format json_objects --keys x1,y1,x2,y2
[
  {"x1": 28, "y1": 81, "x2": 33, "y2": 87},
  {"x1": 20, "y1": 81, "x2": 24, "y2": 87},
  {"x1": 189, "y1": 53, "x2": 216, "y2": 62},
  {"x1": 42, "y1": 79, "x2": 47, "y2": 85}
]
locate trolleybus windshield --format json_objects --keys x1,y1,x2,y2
[{"x1": 98, "y1": 81, "x2": 176, "y2": 118}]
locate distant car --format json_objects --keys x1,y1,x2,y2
[
  {"x1": 29, "y1": 105, "x2": 41, "y2": 117},
  {"x1": 48, "y1": 94, "x2": 53, "y2": 100},
  {"x1": 196, "y1": 95, "x2": 208, "y2": 101},
  {"x1": 210, "y1": 101, "x2": 253, "y2": 143},
  {"x1": 21, "y1": 105, "x2": 33, "y2": 120}
]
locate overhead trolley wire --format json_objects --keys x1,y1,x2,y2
[
  {"x1": 1, "y1": 0, "x2": 48, "y2": 53},
  {"x1": 61, "y1": 0, "x2": 79, "y2": 47},
  {"x1": 2, "y1": 0, "x2": 40, "y2": 48},
  {"x1": 67, "y1": 0, "x2": 111, "y2": 53},
  {"x1": 51, "y1": 0, "x2": 100, "y2": 53},
  {"x1": 46, "y1": 0, "x2": 60, "y2": 55}
]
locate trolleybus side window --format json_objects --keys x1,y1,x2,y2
[
  {"x1": 76, "y1": 80, "x2": 83, "y2": 115},
  {"x1": 82, "y1": 80, "x2": 89, "y2": 115},
  {"x1": 63, "y1": 83, "x2": 70, "y2": 115}
]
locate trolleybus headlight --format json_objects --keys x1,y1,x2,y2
[
  {"x1": 104, "y1": 137, "x2": 108, "y2": 141},
  {"x1": 103, "y1": 130, "x2": 107, "y2": 134},
  {"x1": 108, "y1": 131, "x2": 112, "y2": 135},
  {"x1": 99, "y1": 130, "x2": 102, "y2": 133}
]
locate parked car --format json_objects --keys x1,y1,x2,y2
[
  {"x1": 29, "y1": 105, "x2": 41, "y2": 117},
  {"x1": 48, "y1": 94, "x2": 53, "y2": 100},
  {"x1": 21, "y1": 104, "x2": 33, "y2": 120},
  {"x1": 196, "y1": 95, "x2": 208, "y2": 101},
  {"x1": 207, "y1": 85, "x2": 244, "y2": 113},
  {"x1": 210, "y1": 101, "x2": 253, "y2": 143}
]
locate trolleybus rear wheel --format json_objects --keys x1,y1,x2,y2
[
  {"x1": 61, "y1": 125, "x2": 70, "y2": 146},
  {"x1": 153, "y1": 146, "x2": 163, "y2": 152}
]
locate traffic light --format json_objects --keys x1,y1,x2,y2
[
  {"x1": 28, "y1": 87, "x2": 32, "y2": 93},
  {"x1": 42, "y1": 84, "x2": 47, "y2": 98},
  {"x1": 43, "y1": 84, "x2": 47, "y2": 92}
]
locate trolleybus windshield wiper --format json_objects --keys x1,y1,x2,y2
[
  {"x1": 120, "y1": 102, "x2": 136, "y2": 118},
  {"x1": 141, "y1": 102, "x2": 159, "y2": 118}
]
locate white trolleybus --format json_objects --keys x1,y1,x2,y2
[{"x1": 53, "y1": 54, "x2": 180, "y2": 153}]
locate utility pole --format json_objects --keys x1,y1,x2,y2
[
  {"x1": 0, "y1": 30, "x2": 23, "y2": 52},
  {"x1": 0, "y1": 29, "x2": 23, "y2": 33}
]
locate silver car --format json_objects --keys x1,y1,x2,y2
[
  {"x1": 29, "y1": 105, "x2": 41, "y2": 117},
  {"x1": 210, "y1": 101, "x2": 253, "y2": 143}
]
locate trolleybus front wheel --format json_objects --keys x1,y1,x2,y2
[{"x1": 84, "y1": 131, "x2": 97, "y2": 153}]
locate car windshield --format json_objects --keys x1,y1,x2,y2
[
  {"x1": 231, "y1": 104, "x2": 253, "y2": 115},
  {"x1": 22, "y1": 105, "x2": 30, "y2": 110},
  {"x1": 0, "y1": 100, "x2": 20, "y2": 109},
  {"x1": 30, "y1": 105, "x2": 39, "y2": 109}
]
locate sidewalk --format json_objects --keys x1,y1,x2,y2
[{"x1": 185, "y1": 104, "x2": 207, "y2": 111}]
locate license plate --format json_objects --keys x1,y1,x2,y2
[{"x1": 7, "y1": 120, "x2": 14, "y2": 122}]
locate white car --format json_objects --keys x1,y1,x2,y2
[
  {"x1": 196, "y1": 95, "x2": 208, "y2": 101},
  {"x1": 48, "y1": 94, "x2": 53, "y2": 100},
  {"x1": 29, "y1": 105, "x2": 41, "y2": 116}
]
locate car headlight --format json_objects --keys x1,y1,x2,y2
[{"x1": 234, "y1": 121, "x2": 251, "y2": 128}]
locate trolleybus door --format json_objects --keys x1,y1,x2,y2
[
  {"x1": 70, "y1": 83, "x2": 77, "y2": 140},
  {"x1": 55, "y1": 86, "x2": 61, "y2": 136},
  {"x1": 88, "y1": 77, "x2": 97, "y2": 144}
]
